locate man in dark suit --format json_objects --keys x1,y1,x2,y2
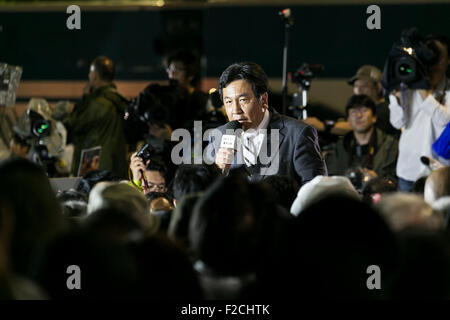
[{"x1": 206, "y1": 62, "x2": 327, "y2": 186}]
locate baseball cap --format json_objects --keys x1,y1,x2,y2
[{"x1": 348, "y1": 65, "x2": 382, "y2": 85}]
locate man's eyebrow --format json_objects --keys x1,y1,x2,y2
[{"x1": 223, "y1": 93, "x2": 250, "y2": 99}]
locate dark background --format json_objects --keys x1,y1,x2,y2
[{"x1": 1, "y1": 3, "x2": 449, "y2": 80}]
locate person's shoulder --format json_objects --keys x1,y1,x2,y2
[
  {"x1": 102, "y1": 86, "x2": 128, "y2": 103},
  {"x1": 275, "y1": 112, "x2": 313, "y2": 133},
  {"x1": 377, "y1": 128, "x2": 398, "y2": 145}
]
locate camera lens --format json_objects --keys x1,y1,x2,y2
[{"x1": 398, "y1": 63, "x2": 413, "y2": 76}]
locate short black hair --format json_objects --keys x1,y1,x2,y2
[
  {"x1": 345, "y1": 94, "x2": 377, "y2": 117},
  {"x1": 218, "y1": 62, "x2": 268, "y2": 101},
  {"x1": 92, "y1": 56, "x2": 115, "y2": 82},
  {"x1": 171, "y1": 164, "x2": 219, "y2": 200},
  {"x1": 166, "y1": 49, "x2": 201, "y2": 86},
  {"x1": 146, "y1": 158, "x2": 168, "y2": 181}
]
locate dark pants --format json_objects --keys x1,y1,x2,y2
[{"x1": 398, "y1": 177, "x2": 414, "y2": 192}]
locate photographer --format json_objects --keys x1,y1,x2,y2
[
  {"x1": 129, "y1": 150, "x2": 167, "y2": 195},
  {"x1": 388, "y1": 33, "x2": 450, "y2": 191}
]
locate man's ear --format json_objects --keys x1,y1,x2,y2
[{"x1": 259, "y1": 92, "x2": 268, "y2": 107}]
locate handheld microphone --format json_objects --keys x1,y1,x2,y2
[
  {"x1": 420, "y1": 156, "x2": 444, "y2": 171},
  {"x1": 220, "y1": 120, "x2": 242, "y2": 175}
]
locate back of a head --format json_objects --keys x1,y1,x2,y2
[
  {"x1": 168, "y1": 192, "x2": 202, "y2": 251},
  {"x1": 290, "y1": 175, "x2": 360, "y2": 216},
  {"x1": 92, "y1": 56, "x2": 115, "y2": 82},
  {"x1": 127, "y1": 234, "x2": 203, "y2": 299},
  {"x1": 376, "y1": 192, "x2": 444, "y2": 232},
  {"x1": 288, "y1": 195, "x2": 397, "y2": 299},
  {"x1": 263, "y1": 175, "x2": 300, "y2": 211},
  {"x1": 219, "y1": 62, "x2": 268, "y2": 101},
  {"x1": 189, "y1": 171, "x2": 271, "y2": 276},
  {"x1": 37, "y1": 229, "x2": 138, "y2": 299},
  {"x1": 87, "y1": 182, "x2": 153, "y2": 230},
  {"x1": 56, "y1": 190, "x2": 88, "y2": 219},
  {"x1": 171, "y1": 164, "x2": 219, "y2": 200},
  {"x1": 389, "y1": 229, "x2": 450, "y2": 299},
  {"x1": 83, "y1": 207, "x2": 145, "y2": 240},
  {"x1": 424, "y1": 166, "x2": 450, "y2": 204},
  {"x1": 0, "y1": 157, "x2": 65, "y2": 278}
]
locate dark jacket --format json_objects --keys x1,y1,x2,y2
[
  {"x1": 206, "y1": 108, "x2": 328, "y2": 186},
  {"x1": 325, "y1": 128, "x2": 398, "y2": 181},
  {"x1": 64, "y1": 84, "x2": 129, "y2": 178}
]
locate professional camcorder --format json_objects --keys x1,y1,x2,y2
[
  {"x1": 14, "y1": 98, "x2": 67, "y2": 177},
  {"x1": 381, "y1": 27, "x2": 439, "y2": 92},
  {"x1": 124, "y1": 79, "x2": 183, "y2": 144}
]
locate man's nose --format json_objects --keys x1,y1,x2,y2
[{"x1": 231, "y1": 100, "x2": 243, "y2": 114}]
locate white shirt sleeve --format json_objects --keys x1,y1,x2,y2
[
  {"x1": 420, "y1": 94, "x2": 450, "y2": 127},
  {"x1": 388, "y1": 94, "x2": 405, "y2": 129}
]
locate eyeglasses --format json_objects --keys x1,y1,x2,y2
[{"x1": 148, "y1": 182, "x2": 166, "y2": 192}]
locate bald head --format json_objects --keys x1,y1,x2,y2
[
  {"x1": 425, "y1": 167, "x2": 450, "y2": 204},
  {"x1": 90, "y1": 56, "x2": 115, "y2": 84}
]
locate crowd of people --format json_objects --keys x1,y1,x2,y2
[{"x1": 0, "y1": 32, "x2": 449, "y2": 299}]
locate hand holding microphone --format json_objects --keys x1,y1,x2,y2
[{"x1": 215, "y1": 120, "x2": 242, "y2": 175}]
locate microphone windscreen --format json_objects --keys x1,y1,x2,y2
[{"x1": 225, "y1": 120, "x2": 242, "y2": 130}]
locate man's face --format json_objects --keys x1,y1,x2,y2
[
  {"x1": 166, "y1": 61, "x2": 191, "y2": 88},
  {"x1": 353, "y1": 79, "x2": 379, "y2": 103},
  {"x1": 347, "y1": 106, "x2": 376, "y2": 134},
  {"x1": 143, "y1": 170, "x2": 166, "y2": 194},
  {"x1": 222, "y1": 79, "x2": 268, "y2": 131}
]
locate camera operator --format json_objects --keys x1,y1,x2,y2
[{"x1": 389, "y1": 33, "x2": 450, "y2": 191}]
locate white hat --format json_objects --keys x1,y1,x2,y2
[{"x1": 290, "y1": 175, "x2": 360, "y2": 217}]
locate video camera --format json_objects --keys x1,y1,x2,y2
[
  {"x1": 292, "y1": 62, "x2": 324, "y2": 90},
  {"x1": 381, "y1": 27, "x2": 439, "y2": 92},
  {"x1": 124, "y1": 79, "x2": 182, "y2": 144},
  {"x1": 13, "y1": 99, "x2": 65, "y2": 177}
]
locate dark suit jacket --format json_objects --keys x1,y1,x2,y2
[{"x1": 206, "y1": 108, "x2": 328, "y2": 186}]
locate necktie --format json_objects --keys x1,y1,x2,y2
[{"x1": 242, "y1": 135, "x2": 257, "y2": 166}]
